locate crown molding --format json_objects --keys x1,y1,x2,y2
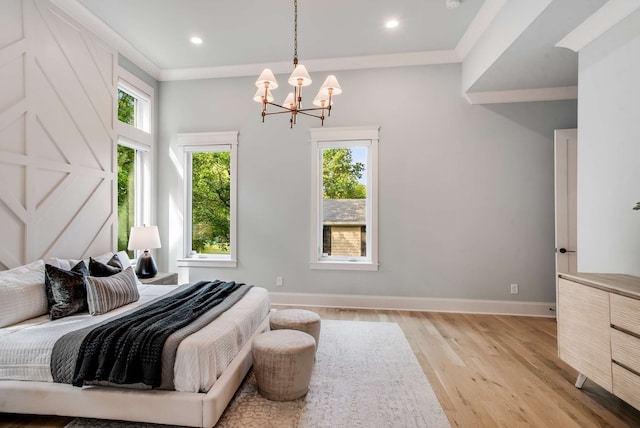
[
  {"x1": 158, "y1": 50, "x2": 460, "y2": 81},
  {"x1": 556, "y1": 0, "x2": 640, "y2": 52},
  {"x1": 270, "y1": 291, "x2": 556, "y2": 318},
  {"x1": 50, "y1": 0, "x2": 161, "y2": 80},
  {"x1": 455, "y1": 0, "x2": 508, "y2": 60},
  {"x1": 49, "y1": 1, "x2": 462, "y2": 82},
  {"x1": 464, "y1": 86, "x2": 578, "y2": 105}
]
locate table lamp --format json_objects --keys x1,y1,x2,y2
[{"x1": 128, "y1": 225, "x2": 161, "y2": 278}]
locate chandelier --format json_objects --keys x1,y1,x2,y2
[{"x1": 253, "y1": 0, "x2": 342, "y2": 128}]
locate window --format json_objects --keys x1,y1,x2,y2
[
  {"x1": 116, "y1": 68, "x2": 153, "y2": 257},
  {"x1": 116, "y1": 142, "x2": 149, "y2": 257},
  {"x1": 117, "y1": 145, "x2": 136, "y2": 257},
  {"x1": 117, "y1": 84, "x2": 150, "y2": 132},
  {"x1": 178, "y1": 132, "x2": 238, "y2": 268},
  {"x1": 310, "y1": 126, "x2": 379, "y2": 270}
]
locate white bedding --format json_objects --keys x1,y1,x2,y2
[{"x1": 0, "y1": 284, "x2": 270, "y2": 393}]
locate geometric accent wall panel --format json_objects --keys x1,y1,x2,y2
[
  {"x1": 0, "y1": 54, "x2": 24, "y2": 114},
  {"x1": 0, "y1": 0, "x2": 116, "y2": 268},
  {"x1": 0, "y1": 0, "x2": 23, "y2": 50}
]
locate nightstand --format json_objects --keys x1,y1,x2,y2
[{"x1": 138, "y1": 272, "x2": 178, "y2": 285}]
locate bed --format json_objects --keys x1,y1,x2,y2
[{"x1": 0, "y1": 252, "x2": 271, "y2": 427}]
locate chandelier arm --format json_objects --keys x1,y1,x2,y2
[
  {"x1": 263, "y1": 110, "x2": 296, "y2": 116},
  {"x1": 261, "y1": 108, "x2": 325, "y2": 120},
  {"x1": 296, "y1": 110, "x2": 324, "y2": 119},
  {"x1": 264, "y1": 101, "x2": 293, "y2": 111},
  {"x1": 263, "y1": 100, "x2": 328, "y2": 115},
  {"x1": 296, "y1": 107, "x2": 328, "y2": 113}
]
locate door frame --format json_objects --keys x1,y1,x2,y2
[{"x1": 554, "y1": 128, "x2": 578, "y2": 313}]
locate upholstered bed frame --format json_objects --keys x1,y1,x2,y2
[{"x1": 0, "y1": 313, "x2": 270, "y2": 427}]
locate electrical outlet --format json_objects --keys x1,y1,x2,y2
[
  {"x1": 510, "y1": 283, "x2": 519, "y2": 294},
  {"x1": 276, "y1": 276, "x2": 284, "y2": 287}
]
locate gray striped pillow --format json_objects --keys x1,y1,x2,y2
[{"x1": 85, "y1": 266, "x2": 140, "y2": 315}]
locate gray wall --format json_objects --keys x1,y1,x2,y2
[
  {"x1": 577, "y1": 9, "x2": 640, "y2": 275},
  {"x1": 157, "y1": 64, "x2": 577, "y2": 303},
  {"x1": 119, "y1": 54, "x2": 158, "y2": 90}
]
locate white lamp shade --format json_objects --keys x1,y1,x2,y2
[
  {"x1": 287, "y1": 64, "x2": 312, "y2": 87},
  {"x1": 253, "y1": 87, "x2": 274, "y2": 103},
  {"x1": 282, "y1": 92, "x2": 296, "y2": 109},
  {"x1": 313, "y1": 91, "x2": 333, "y2": 107},
  {"x1": 128, "y1": 226, "x2": 161, "y2": 250},
  {"x1": 255, "y1": 68, "x2": 279, "y2": 89},
  {"x1": 320, "y1": 75, "x2": 342, "y2": 95}
]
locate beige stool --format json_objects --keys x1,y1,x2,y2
[
  {"x1": 252, "y1": 329, "x2": 315, "y2": 401},
  {"x1": 270, "y1": 309, "x2": 321, "y2": 352}
]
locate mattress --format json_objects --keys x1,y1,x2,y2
[{"x1": 0, "y1": 284, "x2": 270, "y2": 393}]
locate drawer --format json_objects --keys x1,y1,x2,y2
[
  {"x1": 611, "y1": 328, "x2": 640, "y2": 374},
  {"x1": 613, "y1": 363, "x2": 640, "y2": 411},
  {"x1": 611, "y1": 294, "x2": 640, "y2": 336}
]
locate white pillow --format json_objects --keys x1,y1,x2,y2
[
  {"x1": 47, "y1": 257, "x2": 82, "y2": 271},
  {"x1": 115, "y1": 250, "x2": 142, "y2": 286},
  {"x1": 48, "y1": 251, "x2": 142, "y2": 286},
  {"x1": 0, "y1": 260, "x2": 48, "y2": 327},
  {"x1": 49, "y1": 252, "x2": 113, "y2": 271}
]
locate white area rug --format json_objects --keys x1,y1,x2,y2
[{"x1": 66, "y1": 320, "x2": 450, "y2": 428}]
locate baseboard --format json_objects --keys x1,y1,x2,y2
[{"x1": 269, "y1": 292, "x2": 557, "y2": 318}]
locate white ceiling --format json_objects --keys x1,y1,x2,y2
[
  {"x1": 77, "y1": 0, "x2": 484, "y2": 69},
  {"x1": 68, "y1": 0, "x2": 632, "y2": 101}
]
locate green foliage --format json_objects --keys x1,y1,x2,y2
[
  {"x1": 118, "y1": 90, "x2": 135, "y2": 125},
  {"x1": 115, "y1": 90, "x2": 136, "y2": 257},
  {"x1": 192, "y1": 152, "x2": 231, "y2": 253},
  {"x1": 117, "y1": 145, "x2": 135, "y2": 257},
  {"x1": 322, "y1": 148, "x2": 366, "y2": 199}
]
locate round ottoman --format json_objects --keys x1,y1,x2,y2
[
  {"x1": 270, "y1": 309, "x2": 321, "y2": 352},
  {"x1": 252, "y1": 329, "x2": 316, "y2": 401}
]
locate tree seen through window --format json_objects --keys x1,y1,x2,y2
[{"x1": 191, "y1": 152, "x2": 231, "y2": 254}]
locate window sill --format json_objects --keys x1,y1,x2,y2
[
  {"x1": 309, "y1": 261, "x2": 379, "y2": 271},
  {"x1": 177, "y1": 258, "x2": 237, "y2": 268}
]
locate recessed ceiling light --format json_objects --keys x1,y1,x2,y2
[
  {"x1": 190, "y1": 36, "x2": 203, "y2": 45},
  {"x1": 385, "y1": 20, "x2": 399, "y2": 29}
]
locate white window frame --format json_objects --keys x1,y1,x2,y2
[
  {"x1": 177, "y1": 131, "x2": 238, "y2": 268},
  {"x1": 115, "y1": 67, "x2": 154, "y2": 260},
  {"x1": 116, "y1": 70, "x2": 152, "y2": 139},
  {"x1": 310, "y1": 126, "x2": 379, "y2": 271},
  {"x1": 117, "y1": 138, "x2": 151, "y2": 228}
]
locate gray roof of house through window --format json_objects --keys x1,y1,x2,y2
[{"x1": 323, "y1": 199, "x2": 366, "y2": 225}]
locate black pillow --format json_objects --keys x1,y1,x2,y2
[
  {"x1": 45, "y1": 263, "x2": 89, "y2": 320},
  {"x1": 45, "y1": 261, "x2": 89, "y2": 308},
  {"x1": 89, "y1": 254, "x2": 123, "y2": 277}
]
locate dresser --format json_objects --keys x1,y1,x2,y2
[{"x1": 558, "y1": 273, "x2": 640, "y2": 409}]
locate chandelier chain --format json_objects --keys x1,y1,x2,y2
[{"x1": 293, "y1": 0, "x2": 298, "y2": 64}]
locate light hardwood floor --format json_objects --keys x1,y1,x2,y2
[{"x1": 2, "y1": 307, "x2": 640, "y2": 427}]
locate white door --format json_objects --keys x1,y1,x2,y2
[{"x1": 554, "y1": 129, "x2": 578, "y2": 310}]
